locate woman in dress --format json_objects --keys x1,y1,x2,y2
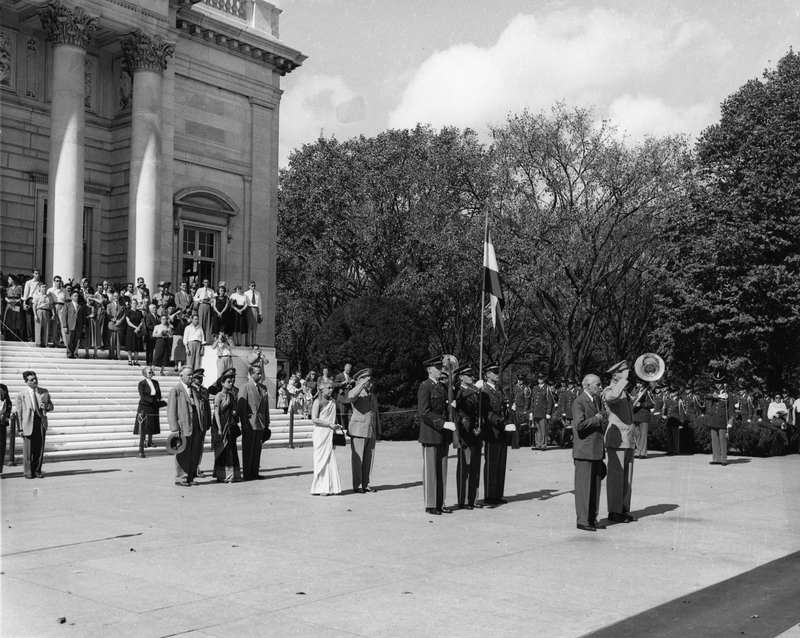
[
  {"x1": 152, "y1": 313, "x2": 174, "y2": 376},
  {"x1": 211, "y1": 284, "x2": 229, "y2": 338},
  {"x1": 310, "y1": 381, "x2": 342, "y2": 496},
  {"x1": 212, "y1": 332, "x2": 233, "y2": 378},
  {"x1": 170, "y1": 306, "x2": 187, "y2": 372},
  {"x1": 193, "y1": 279, "x2": 215, "y2": 345},
  {"x1": 277, "y1": 379, "x2": 288, "y2": 414},
  {"x1": 125, "y1": 298, "x2": 145, "y2": 366},
  {"x1": 2, "y1": 275, "x2": 24, "y2": 341},
  {"x1": 91, "y1": 288, "x2": 106, "y2": 358},
  {"x1": 32, "y1": 282, "x2": 52, "y2": 347},
  {"x1": 211, "y1": 367, "x2": 241, "y2": 482},
  {"x1": 228, "y1": 284, "x2": 248, "y2": 346},
  {"x1": 133, "y1": 366, "x2": 163, "y2": 449}
]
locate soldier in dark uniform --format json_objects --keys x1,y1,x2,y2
[
  {"x1": 661, "y1": 387, "x2": 685, "y2": 456},
  {"x1": 512, "y1": 376, "x2": 531, "y2": 448},
  {"x1": 705, "y1": 370, "x2": 735, "y2": 465},
  {"x1": 632, "y1": 381, "x2": 655, "y2": 458},
  {"x1": 418, "y1": 356, "x2": 456, "y2": 515},
  {"x1": 530, "y1": 372, "x2": 554, "y2": 451},
  {"x1": 482, "y1": 364, "x2": 508, "y2": 505},
  {"x1": 557, "y1": 378, "x2": 578, "y2": 447},
  {"x1": 454, "y1": 364, "x2": 483, "y2": 510}
]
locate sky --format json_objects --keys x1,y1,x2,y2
[{"x1": 274, "y1": 0, "x2": 800, "y2": 166}]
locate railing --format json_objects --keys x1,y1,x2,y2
[{"x1": 202, "y1": 0, "x2": 246, "y2": 19}]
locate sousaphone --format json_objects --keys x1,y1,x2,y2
[{"x1": 634, "y1": 353, "x2": 665, "y2": 382}]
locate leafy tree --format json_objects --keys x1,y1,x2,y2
[{"x1": 658, "y1": 50, "x2": 800, "y2": 389}]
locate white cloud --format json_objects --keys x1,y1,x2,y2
[
  {"x1": 388, "y1": 9, "x2": 729, "y2": 137},
  {"x1": 279, "y1": 73, "x2": 366, "y2": 165},
  {"x1": 608, "y1": 94, "x2": 718, "y2": 141}
]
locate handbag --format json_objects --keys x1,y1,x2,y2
[
  {"x1": 332, "y1": 427, "x2": 347, "y2": 447},
  {"x1": 228, "y1": 421, "x2": 242, "y2": 438}
]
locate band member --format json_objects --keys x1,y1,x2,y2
[
  {"x1": 512, "y1": 376, "x2": 531, "y2": 448},
  {"x1": 705, "y1": 370, "x2": 735, "y2": 465},
  {"x1": 661, "y1": 387, "x2": 685, "y2": 456},
  {"x1": 482, "y1": 364, "x2": 508, "y2": 505},
  {"x1": 454, "y1": 364, "x2": 483, "y2": 509},
  {"x1": 572, "y1": 374, "x2": 607, "y2": 531},
  {"x1": 603, "y1": 361, "x2": 637, "y2": 523},
  {"x1": 631, "y1": 381, "x2": 655, "y2": 459},
  {"x1": 530, "y1": 372, "x2": 554, "y2": 451},
  {"x1": 418, "y1": 356, "x2": 456, "y2": 515}
]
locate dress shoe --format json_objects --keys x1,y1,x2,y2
[
  {"x1": 608, "y1": 512, "x2": 630, "y2": 523},
  {"x1": 457, "y1": 504, "x2": 465, "y2": 509},
  {"x1": 721, "y1": 462, "x2": 727, "y2": 466},
  {"x1": 195, "y1": 469, "x2": 206, "y2": 478},
  {"x1": 440, "y1": 507, "x2": 454, "y2": 514},
  {"x1": 577, "y1": 524, "x2": 597, "y2": 532},
  {"x1": 363, "y1": 486, "x2": 377, "y2": 492},
  {"x1": 25, "y1": 475, "x2": 35, "y2": 479},
  {"x1": 175, "y1": 481, "x2": 192, "y2": 487},
  {"x1": 425, "y1": 508, "x2": 442, "y2": 515},
  {"x1": 465, "y1": 505, "x2": 474, "y2": 510},
  {"x1": 623, "y1": 513, "x2": 638, "y2": 522},
  {"x1": 591, "y1": 520, "x2": 607, "y2": 529},
  {"x1": 709, "y1": 461, "x2": 719, "y2": 465},
  {"x1": 471, "y1": 502, "x2": 484, "y2": 509}
]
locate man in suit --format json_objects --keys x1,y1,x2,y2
[
  {"x1": 530, "y1": 372, "x2": 554, "y2": 450},
  {"x1": 64, "y1": 290, "x2": 86, "y2": 359},
  {"x1": 174, "y1": 281, "x2": 192, "y2": 313},
  {"x1": 418, "y1": 355, "x2": 456, "y2": 515},
  {"x1": 572, "y1": 374, "x2": 607, "y2": 531},
  {"x1": 454, "y1": 365, "x2": 483, "y2": 509},
  {"x1": 481, "y1": 364, "x2": 508, "y2": 505},
  {"x1": 347, "y1": 368, "x2": 381, "y2": 493},
  {"x1": 14, "y1": 371, "x2": 53, "y2": 479},
  {"x1": 705, "y1": 370, "x2": 735, "y2": 466},
  {"x1": 144, "y1": 303, "x2": 159, "y2": 366},
  {"x1": 167, "y1": 365, "x2": 204, "y2": 486},
  {"x1": 238, "y1": 365, "x2": 270, "y2": 480},
  {"x1": 603, "y1": 361, "x2": 637, "y2": 524},
  {"x1": 47, "y1": 276, "x2": 68, "y2": 348},
  {"x1": 334, "y1": 363, "x2": 355, "y2": 430}
]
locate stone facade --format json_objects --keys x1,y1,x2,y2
[{"x1": 0, "y1": 0, "x2": 305, "y2": 353}]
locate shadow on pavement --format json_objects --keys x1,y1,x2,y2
[
  {"x1": 629, "y1": 503, "x2": 679, "y2": 519},
  {"x1": 262, "y1": 466, "x2": 302, "y2": 472},
  {"x1": 725, "y1": 458, "x2": 752, "y2": 464},
  {"x1": 8, "y1": 468, "x2": 122, "y2": 478},
  {"x1": 370, "y1": 481, "x2": 423, "y2": 492},
  {"x1": 505, "y1": 488, "x2": 567, "y2": 503}
]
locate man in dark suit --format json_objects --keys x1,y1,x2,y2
[
  {"x1": 454, "y1": 364, "x2": 483, "y2": 510},
  {"x1": 530, "y1": 372, "x2": 554, "y2": 450},
  {"x1": 238, "y1": 365, "x2": 270, "y2": 480},
  {"x1": 705, "y1": 370, "x2": 735, "y2": 466},
  {"x1": 572, "y1": 374, "x2": 607, "y2": 531},
  {"x1": 348, "y1": 368, "x2": 381, "y2": 493},
  {"x1": 167, "y1": 366, "x2": 204, "y2": 486},
  {"x1": 481, "y1": 364, "x2": 508, "y2": 504},
  {"x1": 418, "y1": 355, "x2": 456, "y2": 515},
  {"x1": 64, "y1": 290, "x2": 86, "y2": 359},
  {"x1": 333, "y1": 363, "x2": 355, "y2": 430},
  {"x1": 144, "y1": 303, "x2": 159, "y2": 366},
  {"x1": 14, "y1": 371, "x2": 54, "y2": 479}
]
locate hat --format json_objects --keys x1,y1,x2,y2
[
  {"x1": 354, "y1": 368, "x2": 372, "y2": 381},
  {"x1": 191, "y1": 368, "x2": 205, "y2": 379},
  {"x1": 163, "y1": 281, "x2": 172, "y2": 288},
  {"x1": 454, "y1": 364, "x2": 476, "y2": 377},
  {"x1": 712, "y1": 370, "x2": 726, "y2": 383},
  {"x1": 485, "y1": 364, "x2": 500, "y2": 375},
  {"x1": 423, "y1": 356, "x2": 443, "y2": 368},
  {"x1": 262, "y1": 427, "x2": 272, "y2": 443},
  {"x1": 157, "y1": 281, "x2": 167, "y2": 287},
  {"x1": 536, "y1": 371, "x2": 546, "y2": 380},
  {"x1": 219, "y1": 367, "x2": 236, "y2": 381},
  {"x1": 166, "y1": 432, "x2": 187, "y2": 455},
  {"x1": 607, "y1": 360, "x2": 629, "y2": 375}
]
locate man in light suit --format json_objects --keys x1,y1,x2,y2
[
  {"x1": 572, "y1": 374, "x2": 607, "y2": 531},
  {"x1": 347, "y1": 368, "x2": 381, "y2": 493},
  {"x1": 15, "y1": 371, "x2": 53, "y2": 479},
  {"x1": 64, "y1": 290, "x2": 86, "y2": 359},
  {"x1": 238, "y1": 365, "x2": 270, "y2": 480},
  {"x1": 167, "y1": 365, "x2": 204, "y2": 486},
  {"x1": 603, "y1": 361, "x2": 637, "y2": 524}
]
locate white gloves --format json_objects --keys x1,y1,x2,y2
[
  {"x1": 443, "y1": 421, "x2": 456, "y2": 431},
  {"x1": 474, "y1": 380, "x2": 485, "y2": 389}
]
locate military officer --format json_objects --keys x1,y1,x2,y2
[
  {"x1": 557, "y1": 378, "x2": 578, "y2": 447},
  {"x1": 603, "y1": 360, "x2": 637, "y2": 523},
  {"x1": 705, "y1": 370, "x2": 735, "y2": 465},
  {"x1": 418, "y1": 356, "x2": 456, "y2": 515},
  {"x1": 482, "y1": 364, "x2": 509, "y2": 505},
  {"x1": 530, "y1": 372, "x2": 554, "y2": 450},
  {"x1": 512, "y1": 376, "x2": 531, "y2": 448},
  {"x1": 454, "y1": 364, "x2": 483, "y2": 510},
  {"x1": 631, "y1": 381, "x2": 655, "y2": 459}
]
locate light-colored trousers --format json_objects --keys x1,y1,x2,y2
[
  {"x1": 710, "y1": 428, "x2": 728, "y2": 463},
  {"x1": 350, "y1": 435, "x2": 375, "y2": 491},
  {"x1": 35, "y1": 309, "x2": 51, "y2": 346},
  {"x1": 634, "y1": 421, "x2": 649, "y2": 457},
  {"x1": 186, "y1": 341, "x2": 202, "y2": 370}
]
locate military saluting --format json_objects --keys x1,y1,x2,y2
[
  {"x1": 417, "y1": 356, "x2": 456, "y2": 515},
  {"x1": 602, "y1": 361, "x2": 637, "y2": 524}
]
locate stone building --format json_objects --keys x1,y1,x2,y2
[{"x1": 0, "y1": 0, "x2": 305, "y2": 352}]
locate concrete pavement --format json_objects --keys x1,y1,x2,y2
[{"x1": 2, "y1": 443, "x2": 799, "y2": 637}]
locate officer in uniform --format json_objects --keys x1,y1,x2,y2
[
  {"x1": 705, "y1": 370, "x2": 735, "y2": 465},
  {"x1": 454, "y1": 364, "x2": 483, "y2": 510},
  {"x1": 603, "y1": 360, "x2": 637, "y2": 523},
  {"x1": 512, "y1": 376, "x2": 531, "y2": 448},
  {"x1": 530, "y1": 372, "x2": 554, "y2": 450},
  {"x1": 557, "y1": 378, "x2": 578, "y2": 447},
  {"x1": 418, "y1": 356, "x2": 456, "y2": 515},
  {"x1": 482, "y1": 364, "x2": 508, "y2": 505},
  {"x1": 631, "y1": 381, "x2": 656, "y2": 459}
]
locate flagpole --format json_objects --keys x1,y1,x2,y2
[{"x1": 478, "y1": 208, "x2": 490, "y2": 435}]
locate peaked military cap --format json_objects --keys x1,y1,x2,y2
[
  {"x1": 423, "y1": 356, "x2": 443, "y2": 368},
  {"x1": 454, "y1": 364, "x2": 476, "y2": 377},
  {"x1": 607, "y1": 360, "x2": 629, "y2": 374},
  {"x1": 354, "y1": 368, "x2": 372, "y2": 380}
]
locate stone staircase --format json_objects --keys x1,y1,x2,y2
[{"x1": 0, "y1": 341, "x2": 313, "y2": 463}]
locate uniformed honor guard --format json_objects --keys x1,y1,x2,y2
[
  {"x1": 418, "y1": 356, "x2": 456, "y2": 515},
  {"x1": 530, "y1": 372, "x2": 554, "y2": 450},
  {"x1": 454, "y1": 364, "x2": 483, "y2": 509},
  {"x1": 603, "y1": 361, "x2": 637, "y2": 523},
  {"x1": 632, "y1": 382, "x2": 655, "y2": 459},
  {"x1": 512, "y1": 377, "x2": 531, "y2": 448},
  {"x1": 482, "y1": 364, "x2": 509, "y2": 505},
  {"x1": 705, "y1": 370, "x2": 735, "y2": 466},
  {"x1": 557, "y1": 378, "x2": 578, "y2": 447}
]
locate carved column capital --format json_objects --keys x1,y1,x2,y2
[
  {"x1": 121, "y1": 30, "x2": 175, "y2": 74},
  {"x1": 39, "y1": 1, "x2": 98, "y2": 49}
]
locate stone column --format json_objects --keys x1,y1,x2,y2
[
  {"x1": 121, "y1": 30, "x2": 174, "y2": 291},
  {"x1": 39, "y1": 1, "x2": 97, "y2": 282}
]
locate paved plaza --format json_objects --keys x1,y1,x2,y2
[{"x1": 2, "y1": 442, "x2": 799, "y2": 638}]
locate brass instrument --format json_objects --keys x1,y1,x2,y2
[{"x1": 634, "y1": 353, "x2": 665, "y2": 382}]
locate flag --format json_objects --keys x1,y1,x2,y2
[{"x1": 483, "y1": 225, "x2": 506, "y2": 341}]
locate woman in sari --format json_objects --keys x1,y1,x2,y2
[
  {"x1": 211, "y1": 367, "x2": 241, "y2": 482},
  {"x1": 310, "y1": 380, "x2": 342, "y2": 496}
]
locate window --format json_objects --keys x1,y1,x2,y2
[{"x1": 181, "y1": 226, "x2": 218, "y2": 287}]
